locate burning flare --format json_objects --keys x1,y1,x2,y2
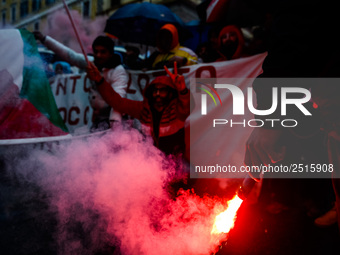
[{"x1": 211, "y1": 195, "x2": 243, "y2": 234}]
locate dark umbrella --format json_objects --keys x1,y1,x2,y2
[
  {"x1": 182, "y1": 20, "x2": 212, "y2": 51},
  {"x1": 104, "y1": 2, "x2": 188, "y2": 46}
]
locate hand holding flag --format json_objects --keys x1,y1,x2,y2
[{"x1": 86, "y1": 62, "x2": 104, "y2": 84}]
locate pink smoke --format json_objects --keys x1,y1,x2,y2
[
  {"x1": 8, "y1": 127, "x2": 233, "y2": 255},
  {"x1": 42, "y1": 10, "x2": 107, "y2": 54}
]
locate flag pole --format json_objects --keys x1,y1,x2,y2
[{"x1": 61, "y1": 0, "x2": 90, "y2": 65}]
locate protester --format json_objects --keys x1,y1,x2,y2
[
  {"x1": 216, "y1": 25, "x2": 246, "y2": 61},
  {"x1": 33, "y1": 32, "x2": 128, "y2": 132},
  {"x1": 48, "y1": 61, "x2": 73, "y2": 84},
  {"x1": 123, "y1": 45, "x2": 143, "y2": 70},
  {"x1": 86, "y1": 61, "x2": 191, "y2": 156},
  {"x1": 53, "y1": 61, "x2": 72, "y2": 75},
  {"x1": 145, "y1": 24, "x2": 199, "y2": 70},
  {"x1": 207, "y1": 25, "x2": 221, "y2": 54},
  {"x1": 195, "y1": 42, "x2": 220, "y2": 63},
  {"x1": 240, "y1": 0, "x2": 340, "y2": 230}
]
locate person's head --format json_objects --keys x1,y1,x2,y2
[
  {"x1": 92, "y1": 36, "x2": 115, "y2": 68},
  {"x1": 145, "y1": 76, "x2": 177, "y2": 112},
  {"x1": 156, "y1": 24, "x2": 179, "y2": 53},
  {"x1": 53, "y1": 61, "x2": 71, "y2": 74},
  {"x1": 124, "y1": 46, "x2": 141, "y2": 69},
  {"x1": 218, "y1": 25, "x2": 244, "y2": 60},
  {"x1": 125, "y1": 46, "x2": 140, "y2": 59},
  {"x1": 55, "y1": 63, "x2": 64, "y2": 74},
  {"x1": 221, "y1": 30, "x2": 238, "y2": 47}
]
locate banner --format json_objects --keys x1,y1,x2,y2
[
  {"x1": 50, "y1": 53, "x2": 266, "y2": 133},
  {"x1": 50, "y1": 74, "x2": 93, "y2": 134}
]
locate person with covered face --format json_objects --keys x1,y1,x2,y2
[
  {"x1": 86, "y1": 62, "x2": 191, "y2": 156},
  {"x1": 34, "y1": 32, "x2": 128, "y2": 132},
  {"x1": 147, "y1": 24, "x2": 199, "y2": 70},
  {"x1": 216, "y1": 25, "x2": 245, "y2": 61}
]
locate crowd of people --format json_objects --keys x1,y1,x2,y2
[
  {"x1": 33, "y1": 1, "x2": 340, "y2": 239},
  {"x1": 34, "y1": 21, "x2": 259, "y2": 150},
  {"x1": 39, "y1": 22, "x2": 263, "y2": 75}
]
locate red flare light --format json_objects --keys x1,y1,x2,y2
[{"x1": 211, "y1": 195, "x2": 243, "y2": 234}]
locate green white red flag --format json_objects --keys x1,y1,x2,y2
[{"x1": 0, "y1": 29, "x2": 69, "y2": 139}]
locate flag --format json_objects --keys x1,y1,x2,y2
[
  {"x1": 206, "y1": 0, "x2": 230, "y2": 23},
  {"x1": 0, "y1": 29, "x2": 69, "y2": 139}
]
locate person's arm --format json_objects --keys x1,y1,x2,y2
[
  {"x1": 86, "y1": 62, "x2": 143, "y2": 119},
  {"x1": 245, "y1": 128, "x2": 286, "y2": 167},
  {"x1": 105, "y1": 65, "x2": 128, "y2": 123},
  {"x1": 170, "y1": 47, "x2": 199, "y2": 67},
  {"x1": 164, "y1": 63, "x2": 191, "y2": 121},
  {"x1": 33, "y1": 31, "x2": 87, "y2": 69}
]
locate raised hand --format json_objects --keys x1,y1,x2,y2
[{"x1": 164, "y1": 62, "x2": 186, "y2": 91}]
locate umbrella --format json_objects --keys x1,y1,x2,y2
[
  {"x1": 104, "y1": 2, "x2": 188, "y2": 46},
  {"x1": 182, "y1": 20, "x2": 212, "y2": 51}
]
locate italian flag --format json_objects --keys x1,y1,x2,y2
[{"x1": 0, "y1": 29, "x2": 69, "y2": 140}]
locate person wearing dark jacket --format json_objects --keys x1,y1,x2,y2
[
  {"x1": 86, "y1": 62, "x2": 191, "y2": 156},
  {"x1": 241, "y1": 0, "x2": 340, "y2": 229}
]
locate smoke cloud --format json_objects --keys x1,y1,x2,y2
[
  {"x1": 1, "y1": 127, "x2": 232, "y2": 255},
  {"x1": 42, "y1": 10, "x2": 107, "y2": 54}
]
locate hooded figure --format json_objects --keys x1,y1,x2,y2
[
  {"x1": 88, "y1": 70, "x2": 191, "y2": 155},
  {"x1": 217, "y1": 25, "x2": 245, "y2": 61},
  {"x1": 149, "y1": 24, "x2": 199, "y2": 70}
]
